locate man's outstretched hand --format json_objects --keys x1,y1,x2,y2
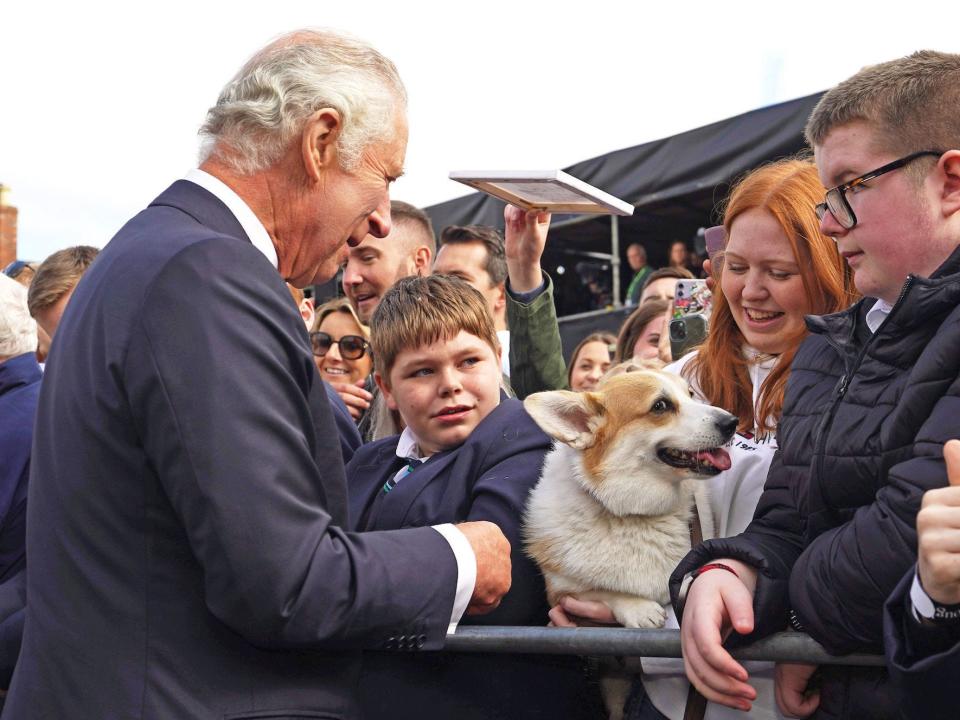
[{"x1": 456, "y1": 521, "x2": 512, "y2": 615}]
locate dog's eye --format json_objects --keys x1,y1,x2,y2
[{"x1": 651, "y1": 399, "x2": 671, "y2": 414}]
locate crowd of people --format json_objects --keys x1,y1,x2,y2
[{"x1": 1, "y1": 28, "x2": 959, "y2": 720}]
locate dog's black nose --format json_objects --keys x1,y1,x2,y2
[{"x1": 716, "y1": 411, "x2": 738, "y2": 437}]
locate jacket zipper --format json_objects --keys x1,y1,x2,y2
[
  {"x1": 812, "y1": 277, "x2": 915, "y2": 496},
  {"x1": 794, "y1": 278, "x2": 915, "y2": 628}
]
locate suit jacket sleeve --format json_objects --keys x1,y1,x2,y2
[
  {"x1": 322, "y1": 380, "x2": 363, "y2": 465},
  {"x1": 123, "y1": 238, "x2": 457, "y2": 650},
  {"x1": 885, "y1": 567, "x2": 960, "y2": 720}
]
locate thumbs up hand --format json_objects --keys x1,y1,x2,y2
[{"x1": 917, "y1": 440, "x2": 960, "y2": 604}]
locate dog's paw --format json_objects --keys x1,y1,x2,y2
[{"x1": 609, "y1": 598, "x2": 667, "y2": 629}]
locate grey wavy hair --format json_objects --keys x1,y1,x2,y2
[
  {"x1": 0, "y1": 274, "x2": 38, "y2": 358},
  {"x1": 199, "y1": 29, "x2": 407, "y2": 174}
]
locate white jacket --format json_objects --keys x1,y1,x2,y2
[{"x1": 641, "y1": 349, "x2": 786, "y2": 720}]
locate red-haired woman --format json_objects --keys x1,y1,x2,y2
[{"x1": 554, "y1": 158, "x2": 857, "y2": 720}]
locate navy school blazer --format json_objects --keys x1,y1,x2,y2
[{"x1": 346, "y1": 396, "x2": 601, "y2": 720}]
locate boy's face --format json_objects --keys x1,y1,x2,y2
[
  {"x1": 378, "y1": 330, "x2": 502, "y2": 456},
  {"x1": 815, "y1": 121, "x2": 949, "y2": 304}
]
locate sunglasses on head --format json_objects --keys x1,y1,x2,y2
[{"x1": 309, "y1": 331, "x2": 369, "y2": 360}]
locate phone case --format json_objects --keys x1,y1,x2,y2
[{"x1": 673, "y1": 279, "x2": 712, "y2": 320}]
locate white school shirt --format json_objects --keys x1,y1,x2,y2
[
  {"x1": 183, "y1": 169, "x2": 476, "y2": 633},
  {"x1": 641, "y1": 349, "x2": 787, "y2": 720}
]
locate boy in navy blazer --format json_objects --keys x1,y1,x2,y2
[{"x1": 347, "y1": 275, "x2": 598, "y2": 720}]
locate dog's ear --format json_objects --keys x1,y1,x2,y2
[{"x1": 524, "y1": 390, "x2": 605, "y2": 450}]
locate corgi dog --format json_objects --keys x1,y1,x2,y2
[{"x1": 523, "y1": 368, "x2": 737, "y2": 629}]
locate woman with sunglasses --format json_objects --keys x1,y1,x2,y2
[{"x1": 311, "y1": 298, "x2": 373, "y2": 420}]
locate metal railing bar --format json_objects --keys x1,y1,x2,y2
[{"x1": 444, "y1": 628, "x2": 885, "y2": 667}]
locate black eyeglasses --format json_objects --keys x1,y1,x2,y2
[
  {"x1": 2, "y1": 260, "x2": 36, "y2": 280},
  {"x1": 309, "y1": 331, "x2": 369, "y2": 360},
  {"x1": 815, "y1": 150, "x2": 944, "y2": 230}
]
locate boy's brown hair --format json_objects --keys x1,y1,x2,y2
[
  {"x1": 370, "y1": 274, "x2": 499, "y2": 381},
  {"x1": 27, "y1": 246, "x2": 99, "y2": 318}
]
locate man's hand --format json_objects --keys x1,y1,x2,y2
[
  {"x1": 548, "y1": 596, "x2": 618, "y2": 627},
  {"x1": 328, "y1": 380, "x2": 372, "y2": 421},
  {"x1": 679, "y1": 559, "x2": 759, "y2": 712},
  {"x1": 504, "y1": 205, "x2": 551, "y2": 293},
  {"x1": 775, "y1": 663, "x2": 820, "y2": 718},
  {"x1": 917, "y1": 439, "x2": 960, "y2": 604},
  {"x1": 456, "y1": 521, "x2": 512, "y2": 615}
]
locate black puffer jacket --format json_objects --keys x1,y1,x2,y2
[{"x1": 671, "y1": 245, "x2": 960, "y2": 719}]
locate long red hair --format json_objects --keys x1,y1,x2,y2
[{"x1": 687, "y1": 158, "x2": 858, "y2": 436}]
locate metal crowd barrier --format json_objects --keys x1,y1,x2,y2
[{"x1": 446, "y1": 628, "x2": 885, "y2": 667}]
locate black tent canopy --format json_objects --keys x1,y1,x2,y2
[{"x1": 424, "y1": 91, "x2": 824, "y2": 318}]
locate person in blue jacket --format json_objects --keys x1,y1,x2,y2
[{"x1": 0, "y1": 275, "x2": 41, "y2": 688}]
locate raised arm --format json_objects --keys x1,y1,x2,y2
[{"x1": 504, "y1": 206, "x2": 567, "y2": 398}]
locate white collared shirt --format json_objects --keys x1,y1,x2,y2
[
  {"x1": 390, "y1": 426, "x2": 475, "y2": 633},
  {"x1": 183, "y1": 168, "x2": 477, "y2": 633},
  {"x1": 865, "y1": 298, "x2": 893, "y2": 334},
  {"x1": 183, "y1": 168, "x2": 278, "y2": 269}
]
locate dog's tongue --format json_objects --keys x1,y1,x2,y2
[{"x1": 695, "y1": 448, "x2": 732, "y2": 471}]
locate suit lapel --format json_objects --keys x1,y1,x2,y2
[
  {"x1": 361, "y1": 450, "x2": 460, "y2": 531},
  {"x1": 348, "y1": 444, "x2": 403, "y2": 530}
]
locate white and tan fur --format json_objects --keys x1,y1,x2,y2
[{"x1": 523, "y1": 369, "x2": 737, "y2": 629}]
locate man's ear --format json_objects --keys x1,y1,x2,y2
[
  {"x1": 302, "y1": 108, "x2": 343, "y2": 183},
  {"x1": 523, "y1": 390, "x2": 605, "y2": 450},
  {"x1": 413, "y1": 245, "x2": 432, "y2": 275},
  {"x1": 493, "y1": 282, "x2": 506, "y2": 313},
  {"x1": 939, "y1": 150, "x2": 960, "y2": 218},
  {"x1": 374, "y1": 372, "x2": 398, "y2": 411},
  {"x1": 299, "y1": 297, "x2": 315, "y2": 330}
]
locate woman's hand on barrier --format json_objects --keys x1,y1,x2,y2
[
  {"x1": 774, "y1": 662, "x2": 820, "y2": 718},
  {"x1": 548, "y1": 596, "x2": 618, "y2": 627},
  {"x1": 679, "y1": 558, "x2": 758, "y2": 712},
  {"x1": 504, "y1": 205, "x2": 550, "y2": 293}
]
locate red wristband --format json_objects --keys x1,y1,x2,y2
[{"x1": 693, "y1": 562, "x2": 740, "y2": 580}]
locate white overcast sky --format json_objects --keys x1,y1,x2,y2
[{"x1": 1, "y1": 1, "x2": 955, "y2": 261}]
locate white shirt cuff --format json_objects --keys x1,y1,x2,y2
[
  {"x1": 431, "y1": 523, "x2": 477, "y2": 634},
  {"x1": 911, "y1": 570, "x2": 937, "y2": 621}
]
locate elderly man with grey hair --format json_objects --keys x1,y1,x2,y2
[{"x1": 4, "y1": 30, "x2": 512, "y2": 720}]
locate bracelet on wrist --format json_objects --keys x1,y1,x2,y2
[
  {"x1": 693, "y1": 562, "x2": 740, "y2": 580},
  {"x1": 676, "y1": 562, "x2": 742, "y2": 620}
]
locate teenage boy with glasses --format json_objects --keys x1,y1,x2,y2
[{"x1": 672, "y1": 50, "x2": 960, "y2": 720}]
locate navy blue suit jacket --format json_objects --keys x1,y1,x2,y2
[
  {"x1": 884, "y1": 567, "x2": 959, "y2": 720},
  {"x1": 346, "y1": 398, "x2": 598, "y2": 720},
  {"x1": 323, "y1": 380, "x2": 362, "y2": 464},
  {"x1": 5, "y1": 181, "x2": 458, "y2": 720}
]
